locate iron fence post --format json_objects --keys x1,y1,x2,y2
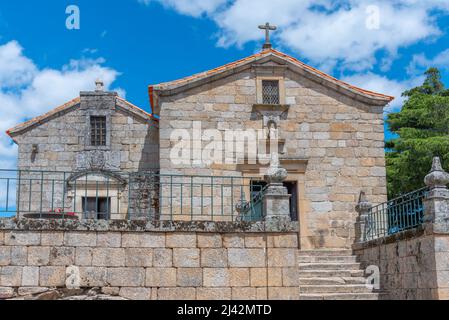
[{"x1": 17, "y1": 170, "x2": 21, "y2": 217}]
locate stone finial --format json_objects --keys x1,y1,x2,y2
[
  {"x1": 95, "y1": 79, "x2": 104, "y2": 92},
  {"x1": 423, "y1": 157, "x2": 449, "y2": 234},
  {"x1": 355, "y1": 191, "x2": 372, "y2": 243},
  {"x1": 355, "y1": 191, "x2": 372, "y2": 214},
  {"x1": 264, "y1": 153, "x2": 287, "y2": 185},
  {"x1": 424, "y1": 157, "x2": 449, "y2": 190},
  {"x1": 235, "y1": 200, "x2": 248, "y2": 215}
]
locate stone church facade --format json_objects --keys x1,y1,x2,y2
[
  {"x1": 7, "y1": 48, "x2": 393, "y2": 249},
  {"x1": 150, "y1": 49, "x2": 393, "y2": 249}
]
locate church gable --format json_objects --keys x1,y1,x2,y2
[
  {"x1": 7, "y1": 90, "x2": 157, "y2": 143},
  {"x1": 149, "y1": 49, "x2": 394, "y2": 116},
  {"x1": 8, "y1": 82, "x2": 160, "y2": 173}
]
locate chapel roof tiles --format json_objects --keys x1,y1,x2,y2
[{"x1": 6, "y1": 97, "x2": 81, "y2": 137}]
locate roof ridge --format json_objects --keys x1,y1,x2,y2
[
  {"x1": 269, "y1": 49, "x2": 394, "y2": 100},
  {"x1": 116, "y1": 96, "x2": 158, "y2": 121},
  {"x1": 6, "y1": 97, "x2": 81, "y2": 137},
  {"x1": 150, "y1": 49, "x2": 272, "y2": 89},
  {"x1": 7, "y1": 95, "x2": 157, "y2": 140}
]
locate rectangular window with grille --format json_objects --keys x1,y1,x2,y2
[
  {"x1": 262, "y1": 80, "x2": 280, "y2": 104},
  {"x1": 90, "y1": 116, "x2": 107, "y2": 146},
  {"x1": 82, "y1": 197, "x2": 111, "y2": 220}
]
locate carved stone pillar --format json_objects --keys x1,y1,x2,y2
[
  {"x1": 355, "y1": 191, "x2": 372, "y2": 243},
  {"x1": 423, "y1": 157, "x2": 449, "y2": 234},
  {"x1": 263, "y1": 155, "x2": 291, "y2": 223}
]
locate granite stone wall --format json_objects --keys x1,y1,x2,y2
[
  {"x1": 0, "y1": 219, "x2": 300, "y2": 300},
  {"x1": 353, "y1": 227, "x2": 449, "y2": 300}
]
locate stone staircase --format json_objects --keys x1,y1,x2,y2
[{"x1": 298, "y1": 249, "x2": 382, "y2": 300}]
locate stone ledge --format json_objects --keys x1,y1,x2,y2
[
  {"x1": 422, "y1": 221, "x2": 449, "y2": 235},
  {"x1": 0, "y1": 218, "x2": 299, "y2": 234},
  {"x1": 352, "y1": 226, "x2": 425, "y2": 251}
]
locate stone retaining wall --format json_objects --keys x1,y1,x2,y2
[
  {"x1": 353, "y1": 227, "x2": 449, "y2": 300},
  {"x1": 0, "y1": 219, "x2": 300, "y2": 300}
]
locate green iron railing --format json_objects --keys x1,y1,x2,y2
[
  {"x1": 238, "y1": 184, "x2": 268, "y2": 222},
  {"x1": 0, "y1": 169, "x2": 266, "y2": 222},
  {"x1": 364, "y1": 187, "x2": 428, "y2": 241}
]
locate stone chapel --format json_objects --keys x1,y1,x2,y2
[{"x1": 7, "y1": 44, "x2": 393, "y2": 249}]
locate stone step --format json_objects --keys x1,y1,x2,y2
[
  {"x1": 300, "y1": 285, "x2": 373, "y2": 294},
  {"x1": 299, "y1": 293, "x2": 381, "y2": 301},
  {"x1": 298, "y1": 277, "x2": 367, "y2": 286},
  {"x1": 299, "y1": 262, "x2": 361, "y2": 271},
  {"x1": 298, "y1": 256, "x2": 357, "y2": 263},
  {"x1": 299, "y1": 277, "x2": 345, "y2": 285},
  {"x1": 342, "y1": 277, "x2": 369, "y2": 285},
  {"x1": 298, "y1": 250, "x2": 353, "y2": 257},
  {"x1": 299, "y1": 270, "x2": 365, "y2": 278}
]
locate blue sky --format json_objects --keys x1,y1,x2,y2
[{"x1": 1, "y1": 0, "x2": 449, "y2": 174}]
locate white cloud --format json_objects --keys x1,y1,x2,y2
[
  {"x1": 0, "y1": 41, "x2": 124, "y2": 174},
  {"x1": 342, "y1": 72, "x2": 424, "y2": 113},
  {"x1": 139, "y1": 0, "x2": 227, "y2": 17},
  {"x1": 140, "y1": 0, "x2": 449, "y2": 72},
  {"x1": 407, "y1": 49, "x2": 449, "y2": 75},
  {"x1": 0, "y1": 41, "x2": 37, "y2": 87},
  {"x1": 279, "y1": 2, "x2": 440, "y2": 72}
]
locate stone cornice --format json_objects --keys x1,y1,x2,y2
[
  {"x1": 0, "y1": 218, "x2": 299, "y2": 233},
  {"x1": 352, "y1": 226, "x2": 425, "y2": 250}
]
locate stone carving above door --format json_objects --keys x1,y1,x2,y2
[{"x1": 76, "y1": 150, "x2": 120, "y2": 171}]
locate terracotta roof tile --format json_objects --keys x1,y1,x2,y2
[
  {"x1": 7, "y1": 96, "x2": 157, "y2": 140},
  {"x1": 152, "y1": 50, "x2": 269, "y2": 90},
  {"x1": 6, "y1": 97, "x2": 81, "y2": 137},
  {"x1": 269, "y1": 49, "x2": 394, "y2": 101},
  {"x1": 116, "y1": 96, "x2": 158, "y2": 121}
]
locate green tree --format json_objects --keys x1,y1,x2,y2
[{"x1": 386, "y1": 68, "x2": 449, "y2": 199}]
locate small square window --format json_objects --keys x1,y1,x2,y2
[
  {"x1": 90, "y1": 116, "x2": 106, "y2": 146},
  {"x1": 262, "y1": 80, "x2": 280, "y2": 105},
  {"x1": 82, "y1": 197, "x2": 111, "y2": 220}
]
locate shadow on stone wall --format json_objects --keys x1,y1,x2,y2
[{"x1": 138, "y1": 125, "x2": 160, "y2": 172}]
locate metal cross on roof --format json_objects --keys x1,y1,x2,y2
[{"x1": 258, "y1": 22, "x2": 277, "y2": 50}]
